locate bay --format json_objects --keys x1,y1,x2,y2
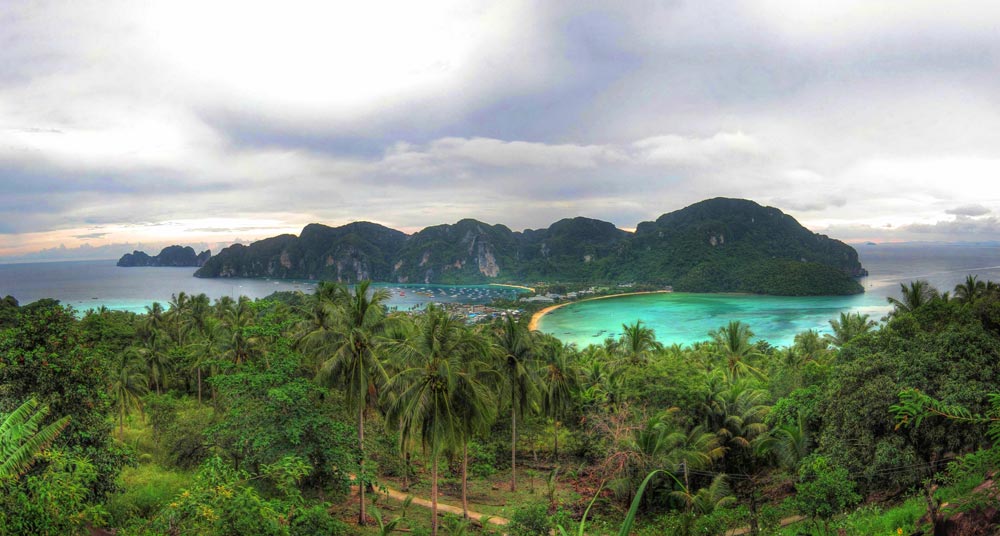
[
  {"x1": 537, "y1": 243, "x2": 1000, "y2": 348},
  {"x1": 0, "y1": 260, "x2": 524, "y2": 314}
]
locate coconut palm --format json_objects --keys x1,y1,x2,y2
[
  {"x1": 887, "y1": 280, "x2": 938, "y2": 316},
  {"x1": 709, "y1": 321, "x2": 764, "y2": 381},
  {"x1": 315, "y1": 280, "x2": 391, "y2": 526},
  {"x1": 538, "y1": 338, "x2": 581, "y2": 458},
  {"x1": 663, "y1": 424, "x2": 725, "y2": 493},
  {"x1": 220, "y1": 296, "x2": 256, "y2": 366},
  {"x1": 955, "y1": 275, "x2": 987, "y2": 304},
  {"x1": 617, "y1": 320, "x2": 662, "y2": 366},
  {"x1": 824, "y1": 312, "x2": 876, "y2": 348},
  {"x1": 670, "y1": 473, "x2": 736, "y2": 515},
  {"x1": 492, "y1": 315, "x2": 539, "y2": 492},
  {"x1": 187, "y1": 316, "x2": 223, "y2": 403},
  {"x1": 110, "y1": 351, "x2": 149, "y2": 438},
  {"x1": 0, "y1": 398, "x2": 70, "y2": 479},
  {"x1": 755, "y1": 411, "x2": 810, "y2": 470},
  {"x1": 387, "y1": 306, "x2": 494, "y2": 534},
  {"x1": 792, "y1": 329, "x2": 828, "y2": 362}
]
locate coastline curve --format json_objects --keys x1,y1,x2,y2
[{"x1": 527, "y1": 290, "x2": 673, "y2": 331}]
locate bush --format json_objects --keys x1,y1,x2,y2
[
  {"x1": 290, "y1": 504, "x2": 347, "y2": 536},
  {"x1": 106, "y1": 464, "x2": 189, "y2": 526},
  {"x1": 508, "y1": 503, "x2": 552, "y2": 536}
]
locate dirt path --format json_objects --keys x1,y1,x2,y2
[
  {"x1": 351, "y1": 479, "x2": 509, "y2": 528},
  {"x1": 724, "y1": 514, "x2": 806, "y2": 535},
  {"x1": 527, "y1": 290, "x2": 673, "y2": 331}
]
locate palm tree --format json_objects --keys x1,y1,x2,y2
[
  {"x1": 887, "y1": 280, "x2": 938, "y2": 315},
  {"x1": 0, "y1": 398, "x2": 70, "y2": 479},
  {"x1": 315, "y1": 280, "x2": 391, "y2": 526},
  {"x1": 709, "y1": 321, "x2": 764, "y2": 381},
  {"x1": 792, "y1": 330, "x2": 828, "y2": 362},
  {"x1": 670, "y1": 474, "x2": 736, "y2": 515},
  {"x1": 220, "y1": 296, "x2": 256, "y2": 366},
  {"x1": 387, "y1": 306, "x2": 494, "y2": 534},
  {"x1": 537, "y1": 338, "x2": 581, "y2": 458},
  {"x1": 700, "y1": 379, "x2": 770, "y2": 473},
  {"x1": 110, "y1": 351, "x2": 148, "y2": 438},
  {"x1": 955, "y1": 275, "x2": 987, "y2": 304},
  {"x1": 136, "y1": 329, "x2": 170, "y2": 394},
  {"x1": 187, "y1": 316, "x2": 222, "y2": 403},
  {"x1": 617, "y1": 320, "x2": 662, "y2": 366},
  {"x1": 824, "y1": 312, "x2": 876, "y2": 348},
  {"x1": 492, "y1": 316, "x2": 538, "y2": 492},
  {"x1": 755, "y1": 411, "x2": 810, "y2": 470},
  {"x1": 663, "y1": 424, "x2": 725, "y2": 493}
]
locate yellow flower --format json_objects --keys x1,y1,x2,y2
[
  {"x1": 898, "y1": 529, "x2": 903, "y2": 535},
  {"x1": 181, "y1": 490, "x2": 191, "y2": 498},
  {"x1": 169, "y1": 502, "x2": 180, "y2": 508}
]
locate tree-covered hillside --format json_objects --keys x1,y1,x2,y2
[
  {"x1": 2, "y1": 276, "x2": 1000, "y2": 535},
  {"x1": 195, "y1": 198, "x2": 866, "y2": 295}
]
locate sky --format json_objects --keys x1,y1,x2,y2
[{"x1": 2, "y1": 0, "x2": 1000, "y2": 262}]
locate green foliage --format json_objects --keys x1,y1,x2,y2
[
  {"x1": 791, "y1": 456, "x2": 860, "y2": 533},
  {"x1": 105, "y1": 464, "x2": 189, "y2": 526},
  {"x1": 509, "y1": 503, "x2": 552, "y2": 536},
  {"x1": 290, "y1": 504, "x2": 348, "y2": 536},
  {"x1": 0, "y1": 397, "x2": 70, "y2": 479},
  {"x1": 819, "y1": 294, "x2": 1000, "y2": 491},
  {"x1": 207, "y1": 343, "x2": 355, "y2": 489},
  {"x1": 0, "y1": 300, "x2": 133, "y2": 497},
  {"x1": 150, "y1": 456, "x2": 290, "y2": 536},
  {"x1": 196, "y1": 199, "x2": 865, "y2": 294},
  {"x1": 0, "y1": 450, "x2": 106, "y2": 536}
]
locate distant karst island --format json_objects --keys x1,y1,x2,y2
[
  {"x1": 193, "y1": 198, "x2": 868, "y2": 296},
  {"x1": 118, "y1": 245, "x2": 212, "y2": 267}
]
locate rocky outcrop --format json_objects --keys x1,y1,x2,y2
[{"x1": 118, "y1": 245, "x2": 211, "y2": 267}]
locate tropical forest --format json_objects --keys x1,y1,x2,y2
[{"x1": 2, "y1": 275, "x2": 1000, "y2": 536}]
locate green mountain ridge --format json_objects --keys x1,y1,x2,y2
[
  {"x1": 117, "y1": 245, "x2": 211, "y2": 267},
  {"x1": 194, "y1": 198, "x2": 867, "y2": 295}
]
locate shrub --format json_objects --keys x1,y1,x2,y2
[{"x1": 509, "y1": 503, "x2": 552, "y2": 536}]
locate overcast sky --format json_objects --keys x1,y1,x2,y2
[{"x1": 2, "y1": 0, "x2": 1000, "y2": 261}]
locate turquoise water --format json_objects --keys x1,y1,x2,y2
[
  {"x1": 0, "y1": 260, "x2": 525, "y2": 314},
  {"x1": 538, "y1": 243, "x2": 1000, "y2": 348}
]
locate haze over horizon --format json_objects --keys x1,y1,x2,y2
[{"x1": 3, "y1": 1, "x2": 1000, "y2": 262}]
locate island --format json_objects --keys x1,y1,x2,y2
[
  {"x1": 117, "y1": 245, "x2": 212, "y2": 267},
  {"x1": 194, "y1": 198, "x2": 868, "y2": 296}
]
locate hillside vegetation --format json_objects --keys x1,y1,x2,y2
[
  {"x1": 195, "y1": 198, "x2": 866, "y2": 296},
  {"x1": 2, "y1": 276, "x2": 1000, "y2": 535}
]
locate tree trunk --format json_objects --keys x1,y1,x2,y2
[
  {"x1": 462, "y1": 441, "x2": 469, "y2": 519},
  {"x1": 358, "y1": 406, "x2": 366, "y2": 526},
  {"x1": 432, "y1": 453, "x2": 439, "y2": 536},
  {"x1": 197, "y1": 367, "x2": 202, "y2": 404},
  {"x1": 403, "y1": 451, "x2": 411, "y2": 491},
  {"x1": 511, "y1": 404, "x2": 517, "y2": 492},
  {"x1": 553, "y1": 419, "x2": 558, "y2": 459}
]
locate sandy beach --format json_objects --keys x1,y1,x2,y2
[{"x1": 527, "y1": 290, "x2": 672, "y2": 331}]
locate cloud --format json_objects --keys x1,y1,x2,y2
[
  {"x1": 946, "y1": 204, "x2": 991, "y2": 217},
  {"x1": 3, "y1": 1, "x2": 1000, "y2": 257}
]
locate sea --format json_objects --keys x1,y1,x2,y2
[
  {"x1": 0, "y1": 261, "x2": 525, "y2": 314},
  {"x1": 535, "y1": 243, "x2": 1000, "y2": 348},
  {"x1": 1, "y1": 243, "x2": 999, "y2": 348}
]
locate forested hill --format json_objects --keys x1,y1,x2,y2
[
  {"x1": 117, "y1": 245, "x2": 211, "y2": 267},
  {"x1": 194, "y1": 198, "x2": 867, "y2": 295}
]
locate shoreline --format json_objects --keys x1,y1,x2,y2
[
  {"x1": 488, "y1": 283, "x2": 536, "y2": 292},
  {"x1": 527, "y1": 290, "x2": 673, "y2": 331}
]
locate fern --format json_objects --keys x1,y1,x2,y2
[
  {"x1": 892, "y1": 388, "x2": 1000, "y2": 443},
  {"x1": 0, "y1": 398, "x2": 70, "y2": 480}
]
